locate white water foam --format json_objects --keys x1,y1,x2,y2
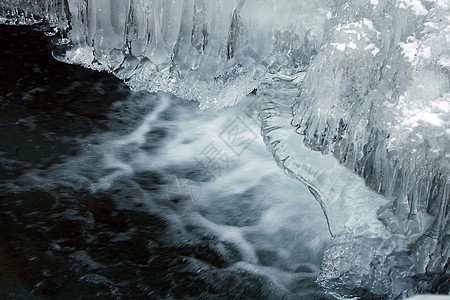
[{"x1": 19, "y1": 92, "x2": 331, "y2": 297}]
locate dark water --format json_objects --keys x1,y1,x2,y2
[{"x1": 0, "y1": 25, "x2": 332, "y2": 299}]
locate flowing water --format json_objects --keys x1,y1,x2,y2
[{"x1": 0, "y1": 25, "x2": 333, "y2": 299}]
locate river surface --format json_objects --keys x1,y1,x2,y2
[{"x1": 0, "y1": 25, "x2": 332, "y2": 299}]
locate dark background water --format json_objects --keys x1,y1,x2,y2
[
  {"x1": 0, "y1": 25, "x2": 333, "y2": 299},
  {"x1": 0, "y1": 24, "x2": 174, "y2": 299},
  {"x1": 0, "y1": 25, "x2": 221, "y2": 299}
]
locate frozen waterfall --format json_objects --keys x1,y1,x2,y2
[{"x1": 1, "y1": 0, "x2": 448, "y2": 298}]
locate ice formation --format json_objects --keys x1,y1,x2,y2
[{"x1": 1, "y1": 0, "x2": 448, "y2": 297}]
